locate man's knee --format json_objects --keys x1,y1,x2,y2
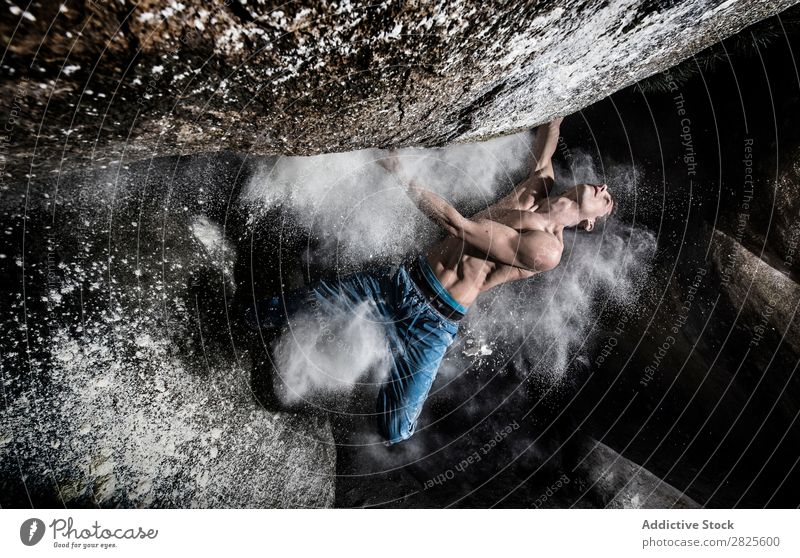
[
  {"x1": 377, "y1": 414, "x2": 417, "y2": 445},
  {"x1": 376, "y1": 392, "x2": 421, "y2": 444}
]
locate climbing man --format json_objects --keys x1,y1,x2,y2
[{"x1": 242, "y1": 116, "x2": 615, "y2": 444}]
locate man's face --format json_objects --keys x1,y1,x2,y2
[{"x1": 576, "y1": 183, "x2": 614, "y2": 221}]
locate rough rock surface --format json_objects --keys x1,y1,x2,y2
[
  {"x1": 771, "y1": 145, "x2": 800, "y2": 276},
  {"x1": 334, "y1": 432, "x2": 699, "y2": 508},
  {"x1": 1, "y1": 0, "x2": 797, "y2": 178},
  {"x1": 711, "y1": 230, "x2": 800, "y2": 354},
  {"x1": 574, "y1": 439, "x2": 699, "y2": 509}
]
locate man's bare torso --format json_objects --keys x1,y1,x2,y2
[
  {"x1": 424, "y1": 178, "x2": 564, "y2": 308},
  {"x1": 382, "y1": 118, "x2": 569, "y2": 308}
]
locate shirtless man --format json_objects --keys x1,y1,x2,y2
[{"x1": 244, "y1": 116, "x2": 615, "y2": 444}]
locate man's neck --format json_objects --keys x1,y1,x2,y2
[{"x1": 538, "y1": 196, "x2": 582, "y2": 228}]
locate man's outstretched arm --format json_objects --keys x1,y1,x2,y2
[
  {"x1": 406, "y1": 184, "x2": 561, "y2": 272},
  {"x1": 378, "y1": 117, "x2": 562, "y2": 216},
  {"x1": 528, "y1": 117, "x2": 562, "y2": 187},
  {"x1": 471, "y1": 117, "x2": 562, "y2": 218}
]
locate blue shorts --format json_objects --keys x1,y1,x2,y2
[{"x1": 245, "y1": 257, "x2": 465, "y2": 444}]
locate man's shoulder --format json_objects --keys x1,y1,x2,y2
[{"x1": 518, "y1": 227, "x2": 564, "y2": 267}]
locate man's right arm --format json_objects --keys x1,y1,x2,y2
[
  {"x1": 527, "y1": 117, "x2": 562, "y2": 194},
  {"x1": 471, "y1": 117, "x2": 562, "y2": 219}
]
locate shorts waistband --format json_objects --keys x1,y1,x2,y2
[{"x1": 407, "y1": 256, "x2": 467, "y2": 321}]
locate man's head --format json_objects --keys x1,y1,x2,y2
[{"x1": 563, "y1": 183, "x2": 615, "y2": 231}]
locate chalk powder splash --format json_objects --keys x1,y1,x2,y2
[
  {"x1": 0, "y1": 160, "x2": 337, "y2": 507},
  {"x1": 242, "y1": 133, "x2": 536, "y2": 269},
  {"x1": 244, "y1": 131, "x2": 656, "y2": 399},
  {"x1": 270, "y1": 301, "x2": 392, "y2": 407}
]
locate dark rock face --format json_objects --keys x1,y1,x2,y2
[{"x1": 2, "y1": 0, "x2": 797, "y2": 178}]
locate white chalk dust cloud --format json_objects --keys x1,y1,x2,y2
[
  {"x1": 243, "y1": 133, "x2": 534, "y2": 268},
  {"x1": 271, "y1": 301, "x2": 391, "y2": 407},
  {"x1": 453, "y1": 221, "x2": 656, "y2": 383},
  {"x1": 243, "y1": 130, "x2": 655, "y2": 398}
]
